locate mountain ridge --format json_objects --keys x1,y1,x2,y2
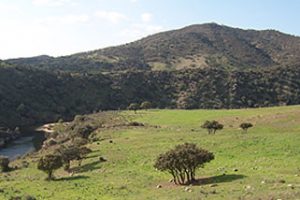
[{"x1": 6, "y1": 23, "x2": 300, "y2": 72}]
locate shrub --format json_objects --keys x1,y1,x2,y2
[
  {"x1": 127, "y1": 103, "x2": 140, "y2": 113},
  {"x1": 0, "y1": 156, "x2": 10, "y2": 172},
  {"x1": 73, "y1": 125, "x2": 95, "y2": 139},
  {"x1": 127, "y1": 121, "x2": 144, "y2": 126},
  {"x1": 140, "y1": 101, "x2": 152, "y2": 110},
  {"x1": 37, "y1": 154, "x2": 63, "y2": 180},
  {"x1": 56, "y1": 146, "x2": 81, "y2": 171},
  {"x1": 240, "y1": 122, "x2": 253, "y2": 133},
  {"x1": 72, "y1": 137, "x2": 89, "y2": 146},
  {"x1": 154, "y1": 143, "x2": 214, "y2": 185},
  {"x1": 201, "y1": 120, "x2": 224, "y2": 134},
  {"x1": 78, "y1": 147, "x2": 92, "y2": 166}
]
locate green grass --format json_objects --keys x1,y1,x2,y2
[{"x1": 1, "y1": 106, "x2": 300, "y2": 199}]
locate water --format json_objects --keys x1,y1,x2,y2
[{"x1": 0, "y1": 128, "x2": 45, "y2": 160}]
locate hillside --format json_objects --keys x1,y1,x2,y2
[
  {"x1": 1, "y1": 107, "x2": 300, "y2": 199},
  {"x1": 2, "y1": 23, "x2": 300, "y2": 129},
  {"x1": 1, "y1": 65, "x2": 300, "y2": 129},
  {"x1": 6, "y1": 23, "x2": 300, "y2": 72}
]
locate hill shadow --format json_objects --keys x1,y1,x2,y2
[
  {"x1": 54, "y1": 175, "x2": 89, "y2": 181},
  {"x1": 191, "y1": 174, "x2": 246, "y2": 186},
  {"x1": 72, "y1": 161, "x2": 102, "y2": 173}
]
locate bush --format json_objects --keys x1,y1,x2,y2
[
  {"x1": 37, "y1": 154, "x2": 63, "y2": 180},
  {"x1": 78, "y1": 147, "x2": 92, "y2": 166},
  {"x1": 73, "y1": 125, "x2": 95, "y2": 139},
  {"x1": 127, "y1": 121, "x2": 144, "y2": 126},
  {"x1": 0, "y1": 156, "x2": 10, "y2": 172},
  {"x1": 72, "y1": 137, "x2": 89, "y2": 146},
  {"x1": 56, "y1": 146, "x2": 81, "y2": 171},
  {"x1": 154, "y1": 143, "x2": 214, "y2": 185},
  {"x1": 127, "y1": 103, "x2": 140, "y2": 113},
  {"x1": 201, "y1": 120, "x2": 224, "y2": 134},
  {"x1": 240, "y1": 122, "x2": 253, "y2": 133},
  {"x1": 140, "y1": 101, "x2": 152, "y2": 110}
]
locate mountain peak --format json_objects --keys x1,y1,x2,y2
[{"x1": 6, "y1": 24, "x2": 300, "y2": 72}]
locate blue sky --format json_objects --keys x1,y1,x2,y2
[{"x1": 0, "y1": 0, "x2": 299, "y2": 59}]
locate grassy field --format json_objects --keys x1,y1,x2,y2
[{"x1": 1, "y1": 106, "x2": 300, "y2": 199}]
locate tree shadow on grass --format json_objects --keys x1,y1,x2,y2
[
  {"x1": 191, "y1": 174, "x2": 246, "y2": 186},
  {"x1": 71, "y1": 161, "x2": 102, "y2": 173},
  {"x1": 54, "y1": 175, "x2": 89, "y2": 181},
  {"x1": 85, "y1": 154, "x2": 101, "y2": 159}
]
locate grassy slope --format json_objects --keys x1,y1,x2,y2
[{"x1": 1, "y1": 106, "x2": 300, "y2": 199}]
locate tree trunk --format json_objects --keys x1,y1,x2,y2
[
  {"x1": 47, "y1": 170, "x2": 53, "y2": 180},
  {"x1": 179, "y1": 172, "x2": 186, "y2": 185},
  {"x1": 170, "y1": 171, "x2": 177, "y2": 184}
]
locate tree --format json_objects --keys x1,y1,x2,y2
[
  {"x1": 154, "y1": 143, "x2": 214, "y2": 185},
  {"x1": 240, "y1": 122, "x2": 253, "y2": 133},
  {"x1": 57, "y1": 146, "x2": 81, "y2": 171},
  {"x1": 78, "y1": 147, "x2": 92, "y2": 166},
  {"x1": 73, "y1": 125, "x2": 95, "y2": 139},
  {"x1": 201, "y1": 120, "x2": 224, "y2": 134},
  {"x1": 127, "y1": 103, "x2": 140, "y2": 113},
  {"x1": 72, "y1": 137, "x2": 89, "y2": 146},
  {"x1": 37, "y1": 154, "x2": 63, "y2": 180},
  {"x1": 57, "y1": 146, "x2": 92, "y2": 170},
  {"x1": 140, "y1": 101, "x2": 152, "y2": 110},
  {"x1": 0, "y1": 156, "x2": 10, "y2": 172}
]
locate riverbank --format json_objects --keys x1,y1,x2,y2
[
  {"x1": 0, "y1": 127, "x2": 21, "y2": 148},
  {"x1": 0, "y1": 125, "x2": 48, "y2": 160}
]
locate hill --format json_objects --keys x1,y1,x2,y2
[
  {"x1": 1, "y1": 65, "x2": 300, "y2": 128},
  {"x1": 2, "y1": 23, "x2": 300, "y2": 129},
  {"x1": 6, "y1": 23, "x2": 300, "y2": 72},
  {"x1": 1, "y1": 106, "x2": 300, "y2": 199}
]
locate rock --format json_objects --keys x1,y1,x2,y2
[
  {"x1": 261, "y1": 180, "x2": 265, "y2": 184},
  {"x1": 184, "y1": 186, "x2": 191, "y2": 192},
  {"x1": 209, "y1": 184, "x2": 218, "y2": 187},
  {"x1": 211, "y1": 190, "x2": 217, "y2": 194},
  {"x1": 287, "y1": 184, "x2": 294, "y2": 189},
  {"x1": 99, "y1": 157, "x2": 107, "y2": 162},
  {"x1": 169, "y1": 179, "x2": 174, "y2": 183},
  {"x1": 245, "y1": 185, "x2": 252, "y2": 190},
  {"x1": 24, "y1": 195, "x2": 36, "y2": 200},
  {"x1": 156, "y1": 184, "x2": 162, "y2": 189},
  {"x1": 233, "y1": 168, "x2": 238, "y2": 172},
  {"x1": 278, "y1": 179, "x2": 286, "y2": 183}
]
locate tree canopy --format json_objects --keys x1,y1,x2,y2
[
  {"x1": 154, "y1": 143, "x2": 214, "y2": 185},
  {"x1": 201, "y1": 120, "x2": 224, "y2": 134}
]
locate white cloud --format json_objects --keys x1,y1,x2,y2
[
  {"x1": 141, "y1": 12, "x2": 152, "y2": 23},
  {"x1": 0, "y1": 2, "x2": 21, "y2": 13},
  {"x1": 32, "y1": 0, "x2": 74, "y2": 7},
  {"x1": 94, "y1": 11, "x2": 127, "y2": 24},
  {"x1": 36, "y1": 14, "x2": 90, "y2": 25}
]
